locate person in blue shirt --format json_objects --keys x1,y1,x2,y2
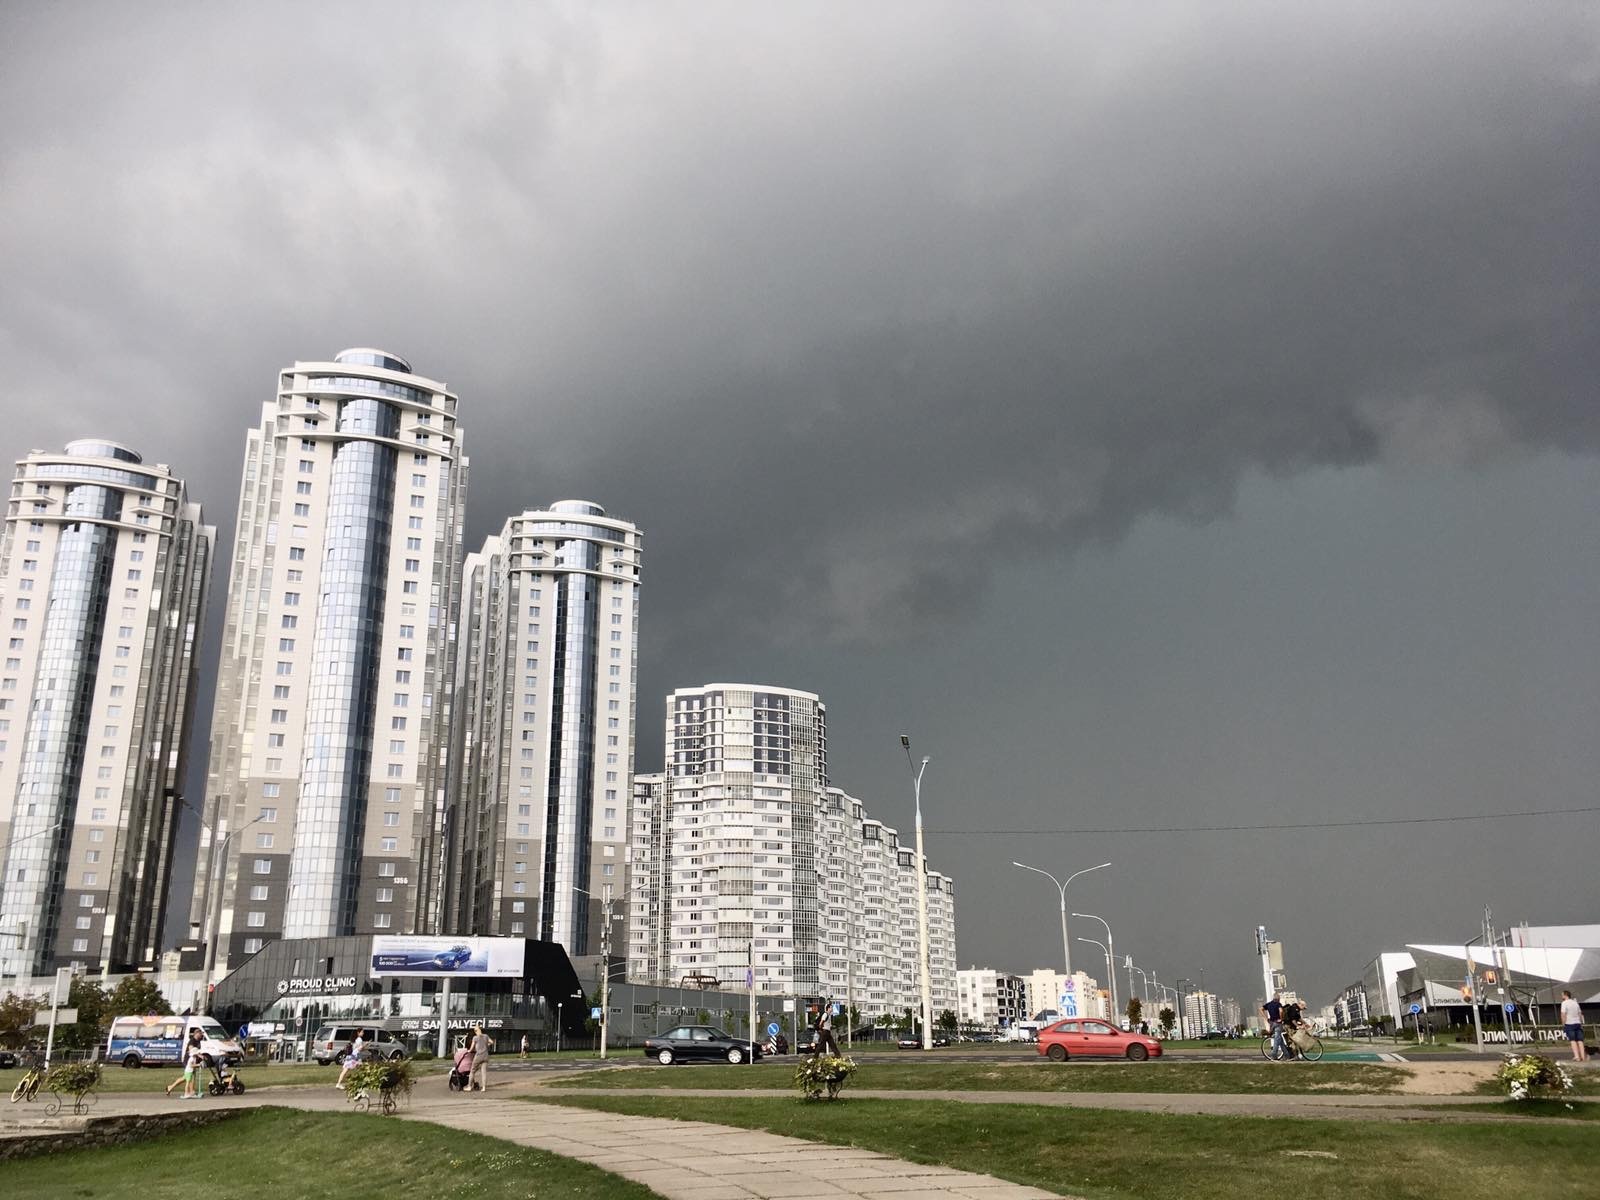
[{"x1": 1260, "y1": 994, "x2": 1286, "y2": 1060}]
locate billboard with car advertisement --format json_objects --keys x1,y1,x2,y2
[{"x1": 370, "y1": 936, "x2": 526, "y2": 977}]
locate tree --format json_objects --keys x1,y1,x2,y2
[
  {"x1": 107, "y1": 975, "x2": 171, "y2": 1020},
  {"x1": 52, "y1": 978, "x2": 111, "y2": 1052},
  {"x1": 1157, "y1": 1006, "x2": 1176, "y2": 1039},
  {"x1": 0, "y1": 990, "x2": 46, "y2": 1047},
  {"x1": 937, "y1": 1009, "x2": 958, "y2": 1034},
  {"x1": 847, "y1": 1005, "x2": 864, "y2": 1032},
  {"x1": 1125, "y1": 996, "x2": 1143, "y2": 1029}
]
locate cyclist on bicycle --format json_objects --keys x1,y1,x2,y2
[
  {"x1": 1260, "y1": 993, "x2": 1287, "y2": 1060},
  {"x1": 1280, "y1": 998, "x2": 1306, "y2": 1057}
]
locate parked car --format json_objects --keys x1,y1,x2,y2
[
  {"x1": 896, "y1": 1035, "x2": 951, "y2": 1049},
  {"x1": 311, "y1": 1025, "x2": 408, "y2": 1066},
  {"x1": 1037, "y1": 1018, "x2": 1164, "y2": 1062},
  {"x1": 1341, "y1": 1026, "x2": 1379, "y2": 1039},
  {"x1": 643, "y1": 1025, "x2": 761, "y2": 1065},
  {"x1": 0, "y1": 1049, "x2": 17, "y2": 1069}
]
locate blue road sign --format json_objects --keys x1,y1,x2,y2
[
  {"x1": 590, "y1": 1007, "x2": 602, "y2": 1019},
  {"x1": 766, "y1": 1022, "x2": 781, "y2": 1037},
  {"x1": 1408, "y1": 1003, "x2": 1421, "y2": 1015},
  {"x1": 1504, "y1": 1002, "x2": 1516, "y2": 1014}
]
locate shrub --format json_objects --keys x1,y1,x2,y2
[
  {"x1": 46, "y1": 1061, "x2": 102, "y2": 1097},
  {"x1": 410, "y1": 1047, "x2": 436, "y2": 1061},
  {"x1": 1494, "y1": 1052, "x2": 1574, "y2": 1102},
  {"x1": 794, "y1": 1054, "x2": 856, "y2": 1101},
  {"x1": 343, "y1": 1057, "x2": 415, "y2": 1101}
]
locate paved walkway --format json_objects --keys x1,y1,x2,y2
[{"x1": 10, "y1": 1080, "x2": 1061, "y2": 1200}]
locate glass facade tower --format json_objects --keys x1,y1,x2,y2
[
  {"x1": 0, "y1": 441, "x2": 212, "y2": 976},
  {"x1": 196, "y1": 351, "x2": 467, "y2": 976},
  {"x1": 445, "y1": 503, "x2": 641, "y2": 954}
]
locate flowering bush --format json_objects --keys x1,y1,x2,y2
[
  {"x1": 343, "y1": 1057, "x2": 415, "y2": 1101},
  {"x1": 794, "y1": 1054, "x2": 856, "y2": 1101},
  {"x1": 1495, "y1": 1053, "x2": 1574, "y2": 1102}
]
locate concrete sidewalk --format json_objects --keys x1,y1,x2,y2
[{"x1": 10, "y1": 1081, "x2": 1062, "y2": 1200}]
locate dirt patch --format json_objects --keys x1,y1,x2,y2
[{"x1": 1396, "y1": 1060, "x2": 1499, "y2": 1095}]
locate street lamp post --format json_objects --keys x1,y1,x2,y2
[
  {"x1": 576, "y1": 881, "x2": 648, "y2": 1059},
  {"x1": 1128, "y1": 962, "x2": 1149, "y2": 1010},
  {"x1": 193, "y1": 806, "x2": 265, "y2": 1015},
  {"x1": 1077, "y1": 938, "x2": 1112, "y2": 1021},
  {"x1": 1176, "y1": 978, "x2": 1193, "y2": 1040},
  {"x1": 1011, "y1": 860, "x2": 1110, "y2": 979},
  {"x1": 1072, "y1": 911, "x2": 1117, "y2": 1018},
  {"x1": 900, "y1": 736, "x2": 935, "y2": 1051}
]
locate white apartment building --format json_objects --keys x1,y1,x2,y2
[
  {"x1": 444, "y1": 502, "x2": 642, "y2": 953},
  {"x1": 0, "y1": 440, "x2": 212, "y2": 976},
  {"x1": 628, "y1": 685, "x2": 957, "y2": 1023},
  {"x1": 957, "y1": 967, "x2": 1026, "y2": 1029},
  {"x1": 1182, "y1": 989, "x2": 1222, "y2": 1034},
  {"x1": 194, "y1": 350, "x2": 467, "y2": 975},
  {"x1": 1022, "y1": 968, "x2": 1109, "y2": 1021}
]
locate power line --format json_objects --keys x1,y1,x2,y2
[{"x1": 928, "y1": 804, "x2": 1600, "y2": 836}]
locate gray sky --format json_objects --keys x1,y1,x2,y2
[{"x1": 3, "y1": 2, "x2": 1596, "y2": 1009}]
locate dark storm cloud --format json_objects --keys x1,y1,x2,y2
[{"x1": 2, "y1": 2, "x2": 1597, "y2": 1002}]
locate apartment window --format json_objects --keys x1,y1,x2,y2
[
  {"x1": 73, "y1": 939, "x2": 90, "y2": 953},
  {"x1": 396, "y1": 648, "x2": 412, "y2": 661},
  {"x1": 243, "y1": 938, "x2": 264, "y2": 954},
  {"x1": 379, "y1": 862, "x2": 396, "y2": 878},
  {"x1": 278, "y1": 638, "x2": 295, "y2": 652},
  {"x1": 247, "y1": 912, "x2": 266, "y2": 928},
  {"x1": 395, "y1": 670, "x2": 411, "y2": 684},
  {"x1": 270, "y1": 709, "x2": 287, "y2": 723},
  {"x1": 75, "y1": 916, "x2": 92, "y2": 930},
  {"x1": 373, "y1": 914, "x2": 392, "y2": 929},
  {"x1": 511, "y1": 901, "x2": 525, "y2": 914},
  {"x1": 280, "y1": 615, "x2": 297, "y2": 629},
  {"x1": 296, "y1": 481, "x2": 312, "y2": 494},
  {"x1": 288, "y1": 546, "x2": 305, "y2": 560},
  {"x1": 249, "y1": 885, "x2": 269, "y2": 901},
  {"x1": 404, "y1": 558, "x2": 419, "y2": 572},
  {"x1": 376, "y1": 888, "x2": 393, "y2": 903},
  {"x1": 284, "y1": 592, "x2": 299, "y2": 606},
  {"x1": 261, "y1": 783, "x2": 281, "y2": 798},
  {"x1": 254, "y1": 859, "x2": 271, "y2": 874},
  {"x1": 258, "y1": 806, "x2": 277, "y2": 822},
  {"x1": 299, "y1": 459, "x2": 314, "y2": 473},
  {"x1": 510, "y1": 922, "x2": 525, "y2": 935},
  {"x1": 292, "y1": 503, "x2": 309, "y2": 517},
  {"x1": 383, "y1": 811, "x2": 399, "y2": 827},
  {"x1": 380, "y1": 837, "x2": 397, "y2": 852},
  {"x1": 267, "y1": 733, "x2": 284, "y2": 746},
  {"x1": 256, "y1": 833, "x2": 273, "y2": 848}
]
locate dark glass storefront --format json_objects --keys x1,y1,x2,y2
[{"x1": 209, "y1": 936, "x2": 587, "y2": 1056}]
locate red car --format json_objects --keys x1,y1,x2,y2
[{"x1": 1036, "y1": 1018, "x2": 1163, "y2": 1061}]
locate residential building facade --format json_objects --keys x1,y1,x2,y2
[
  {"x1": 627, "y1": 685, "x2": 957, "y2": 1023},
  {"x1": 193, "y1": 350, "x2": 467, "y2": 975},
  {"x1": 444, "y1": 502, "x2": 641, "y2": 954},
  {"x1": 0, "y1": 440, "x2": 212, "y2": 975},
  {"x1": 956, "y1": 967, "x2": 1026, "y2": 1029}
]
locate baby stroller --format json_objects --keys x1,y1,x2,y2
[
  {"x1": 205, "y1": 1056, "x2": 246, "y2": 1096},
  {"x1": 448, "y1": 1046, "x2": 473, "y2": 1092}
]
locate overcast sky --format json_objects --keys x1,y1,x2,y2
[{"x1": 3, "y1": 2, "x2": 1596, "y2": 1009}]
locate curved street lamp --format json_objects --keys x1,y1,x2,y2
[
  {"x1": 1071, "y1": 911, "x2": 1117, "y2": 1017},
  {"x1": 900, "y1": 736, "x2": 934, "y2": 1051},
  {"x1": 1010, "y1": 860, "x2": 1109, "y2": 978}
]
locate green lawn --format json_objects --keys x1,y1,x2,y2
[
  {"x1": 568, "y1": 1059, "x2": 1406, "y2": 1094},
  {"x1": 81, "y1": 1058, "x2": 451, "y2": 1092},
  {"x1": 1417, "y1": 1099, "x2": 1599, "y2": 1121},
  {"x1": 7, "y1": 1108, "x2": 661, "y2": 1199},
  {"x1": 533, "y1": 1094, "x2": 1595, "y2": 1200}
]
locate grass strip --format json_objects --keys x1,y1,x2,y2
[
  {"x1": 7, "y1": 1107, "x2": 661, "y2": 1199},
  {"x1": 570, "y1": 1059, "x2": 1406, "y2": 1094},
  {"x1": 531, "y1": 1093, "x2": 1594, "y2": 1200}
]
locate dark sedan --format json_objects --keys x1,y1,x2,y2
[
  {"x1": 0, "y1": 1050, "x2": 17, "y2": 1069},
  {"x1": 643, "y1": 1025, "x2": 762, "y2": 1065}
]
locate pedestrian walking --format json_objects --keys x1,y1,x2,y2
[
  {"x1": 469, "y1": 1024, "x2": 494, "y2": 1092},
  {"x1": 1560, "y1": 990, "x2": 1588, "y2": 1062},
  {"x1": 519, "y1": 1033, "x2": 529, "y2": 1060},
  {"x1": 335, "y1": 1031, "x2": 366, "y2": 1088},
  {"x1": 168, "y1": 1027, "x2": 205, "y2": 1097}
]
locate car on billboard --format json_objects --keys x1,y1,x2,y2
[{"x1": 375, "y1": 943, "x2": 476, "y2": 972}]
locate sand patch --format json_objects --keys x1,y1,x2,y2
[{"x1": 1396, "y1": 1060, "x2": 1499, "y2": 1095}]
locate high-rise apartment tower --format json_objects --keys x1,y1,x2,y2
[
  {"x1": 194, "y1": 350, "x2": 467, "y2": 975},
  {"x1": 444, "y1": 502, "x2": 641, "y2": 954},
  {"x1": 0, "y1": 440, "x2": 212, "y2": 976}
]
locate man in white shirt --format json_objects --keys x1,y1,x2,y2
[{"x1": 1559, "y1": 990, "x2": 1588, "y2": 1062}]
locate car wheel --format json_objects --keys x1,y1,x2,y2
[
  {"x1": 1046, "y1": 1044, "x2": 1067, "y2": 1062},
  {"x1": 121, "y1": 1053, "x2": 141, "y2": 1069},
  {"x1": 389, "y1": 1051, "x2": 405, "y2": 1061},
  {"x1": 656, "y1": 1048, "x2": 674, "y2": 1065},
  {"x1": 1126, "y1": 1044, "x2": 1149, "y2": 1062},
  {"x1": 726, "y1": 1048, "x2": 744, "y2": 1065}
]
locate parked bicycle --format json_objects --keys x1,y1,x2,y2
[{"x1": 10, "y1": 1062, "x2": 45, "y2": 1104}]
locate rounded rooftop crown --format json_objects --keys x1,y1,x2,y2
[
  {"x1": 549, "y1": 500, "x2": 606, "y2": 517},
  {"x1": 334, "y1": 348, "x2": 413, "y2": 374},
  {"x1": 63, "y1": 439, "x2": 142, "y2": 464}
]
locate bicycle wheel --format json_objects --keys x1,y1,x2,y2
[
  {"x1": 1260, "y1": 1036, "x2": 1278, "y2": 1061},
  {"x1": 380, "y1": 1090, "x2": 396, "y2": 1116},
  {"x1": 1299, "y1": 1036, "x2": 1324, "y2": 1062},
  {"x1": 9, "y1": 1076, "x2": 27, "y2": 1103}
]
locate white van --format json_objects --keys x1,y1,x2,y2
[{"x1": 106, "y1": 1014, "x2": 243, "y2": 1068}]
